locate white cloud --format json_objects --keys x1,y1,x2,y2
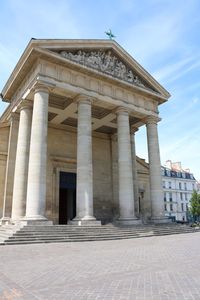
[
  {"x1": 152, "y1": 56, "x2": 196, "y2": 82},
  {"x1": 121, "y1": 10, "x2": 185, "y2": 64},
  {"x1": 160, "y1": 99, "x2": 198, "y2": 128},
  {"x1": 166, "y1": 59, "x2": 200, "y2": 84}
]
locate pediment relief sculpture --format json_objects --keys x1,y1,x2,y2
[{"x1": 59, "y1": 49, "x2": 156, "y2": 92}]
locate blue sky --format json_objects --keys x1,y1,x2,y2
[{"x1": 0, "y1": 0, "x2": 200, "y2": 179}]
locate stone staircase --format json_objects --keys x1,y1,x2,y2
[{"x1": 0, "y1": 223, "x2": 200, "y2": 245}]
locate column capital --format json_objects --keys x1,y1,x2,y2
[
  {"x1": 145, "y1": 115, "x2": 161, "y2": 125},
  {"x1": 115, "y1": 106, "x2": 129, "y2": 115},
  {"x1": 9, "y1": 112, "x2": 19, "y2": 122},
  {"x1": 130, "y1": 126, "x2": 138, "y2": 134},
  {"x1": 18, "y1": 100, "x2": 33, "y2": 112},
  {"x1": 75, "y1": 94, "x2": 93, "y2": 105},
  {"x1": 32, "y1": 84, "x2": 51, "y2": 95}
]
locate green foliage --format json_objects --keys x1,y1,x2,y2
[{"x1": 189, "y1": 190, "x2": 200, "y2": 220}]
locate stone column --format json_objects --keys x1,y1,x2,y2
[
  {"x1": 146, "y1": 116, "x2": 167, "y2": 222},
  {"x1": 0, "y1": 114, "x2": 19, "y2": 224},
  {"x1": 73, "y1": 96, "x2": 100, "y2": 225},
  {"x1": 11, "y1": 103, "x2": 32, "y2": 221},
  {"x1": 25, "y1": 86, "x2": 50, "y2": 222},
  {"x1": 111, "y1": 134, "x2": 118, "y2": 218},
  {"x1": 130, "y1": 126, "x2": 139, "y2": 217},
  {"x1": 116, "y1": 107, "x2": 140, "y2": 225}
]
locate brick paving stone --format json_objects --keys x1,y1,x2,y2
[{"x1": 0, "y1": 233, "x2": 200, "y2": 299}]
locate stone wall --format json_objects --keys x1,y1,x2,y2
[
  {"x1": 137, "y1": 159, "x2": 151, "y2": 222},
  {"x1": 138, "y1": 173, "x2": 151, "y2": 222},
  {"x1": 93, "y1": 135, "x2": 113, "y2": 223},
  {"x1": 46, "y1": 127, "x2": 113, "y2": 223}
]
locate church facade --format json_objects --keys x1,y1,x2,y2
[{"x1": 0, "y1": 39, "x2": 170, "y2": 226}]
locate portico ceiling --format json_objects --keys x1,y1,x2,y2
[{"x1": 48, "y1": 93, "x2": 141, "y2": 134}]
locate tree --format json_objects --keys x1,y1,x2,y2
[{"x1": 189, "y1": 190, "x2": 200, "y2": 221}]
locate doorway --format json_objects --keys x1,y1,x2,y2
[{"x1": 59, "y1": 172, "x2": 76, "y2": 224}]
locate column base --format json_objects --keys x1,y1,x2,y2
[
  {"x1": 69, "y1": 216, "x2": 101, "y2": 226},
  {"x1": 0, "y1": 217, "x2": 11, "y2": 226},
  {"x1": 116, "y1": 217, "x2": 142, "y2": 226},
  {"x1": 149, "y1": 216, "x2": 172, "y2": 224},
  {"x1": 21, "y1": 215, "x2": 53, "y2": 226}
]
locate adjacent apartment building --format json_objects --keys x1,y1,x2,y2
[{"x1": 161, "y1": 160, "x2": 197, "y2": 221}]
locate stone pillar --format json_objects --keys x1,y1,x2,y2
[
  {"x1": 73, "y1": 96, "x2": 100, "y2": 225},
  {"x1": 11, "y1": 103, "x2": 32, "y2": 221},
  {"x1": 1, "y1": 114, "x2": 19, "y2": 224},
  {"x1": 130, "y1": 127, "x2": 139, "y2": 217},
  {"x1": 111, "y1": 133, "x2": 119, "y2": 219},
  {"x1": 146, "y1": 116, "x2": 167, "y2": 223},
  {"x1": 116, "y1": 107, "x2": 140, "y2": 225},
  {"x1": 25, "y1": 87, "x2": 50, "y2": 222}
]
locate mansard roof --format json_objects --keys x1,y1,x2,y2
[{"x1": 1, "y1": 39, "x2": 170, "y2": 103}]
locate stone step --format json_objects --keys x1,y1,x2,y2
[
  {"x1": 23, "y1": 224, "x2": 189, "y2": 229},
  {"x1": 15, "y1": 228, "x2": 196, "y2": 235},
  {"x1": 1, "y1": 224, "x2": 199, "y2": 246},
  {"x1": 0, "y1": 229, "x2": 14, "y2": 234},
  {"x1": 0, "y1": 233, "x2": 11, "y2": 238},
  {"x1": 15, "y1": 229, "x2": 154, "y2": 234},
  {"x1": 3, "y1": 230, "x2": 199, "y2": 245},
  {"x1": 8, "y1": 229, "x2": 198, "y2": 240},
  {"x1": 17, "y1": 225, "x2": 191, "y2": 232},
  {"x1": 12, "y1": 228, "x2": 195, "y2": 237},
  {"x1": 10, "y1": 233, "x2": 142, "y2": 239}
]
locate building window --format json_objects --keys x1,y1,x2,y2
[
  {"x1": 170, "y1": 204, "x2": 173, "y2": 211},
  {"x1": 184, "y1": 182, "x2": 187, "y2": 190},
  {"x1": 164, "y1": 192, "x2": 166, "y2": 202},
  {"x1": 181, "y1": 203, "x2": 184, "y2": 212},
  {"x1": 167, "y1": 170, "x2": 171, "y2": 177},
  {"x1": 164, "y1": 204, "x2": 167, "y2": 211},
  {"x1": 168, "y1": 181, "x2": 172, "y2": 189},
  {"x1": 186, "y1": 204, "x2": 188, "y2": 211},
  {"x1": 185, "y1": 193, "x2": 188, "y2": 201},
  {"x1": 169, "y1": 192, "x2": 172, "y2": 202},
  {"x1": 162, "y1": 181, "x2": 165, "y2": 188},
  {"x1": 179, "y1": 182, "x2": 182, "y2": 190},
  {"x1": 171, "y1": 171, "x2": 176, "y2": 177},
  {"x1": 180, "y1": 193, "x2": 183, "y2": 200},
  {"x1": 192, "y1": 183, "x2": 195, "y2": 190}
]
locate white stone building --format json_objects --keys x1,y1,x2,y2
[
  {"x1": 0, "y1": 39, "x2": 171, "y2": 226},
  {"x1": 161, "y1": 160, "x2": 197, "y2": 221}
]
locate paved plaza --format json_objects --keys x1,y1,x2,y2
[{"x1": 0, "y1": 233, "x2": 200, "y2": 300}]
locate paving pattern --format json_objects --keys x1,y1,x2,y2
[{"x1": 0, "y1": 233, "x2": 200, "y2": 299}]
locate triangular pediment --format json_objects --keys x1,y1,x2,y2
[
  {"x1": 1, "y1": 39, "x2": 170, "y2": 102},
  {"x1": 52, "y1": 47, "x2": 157, "y2": 93}
]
